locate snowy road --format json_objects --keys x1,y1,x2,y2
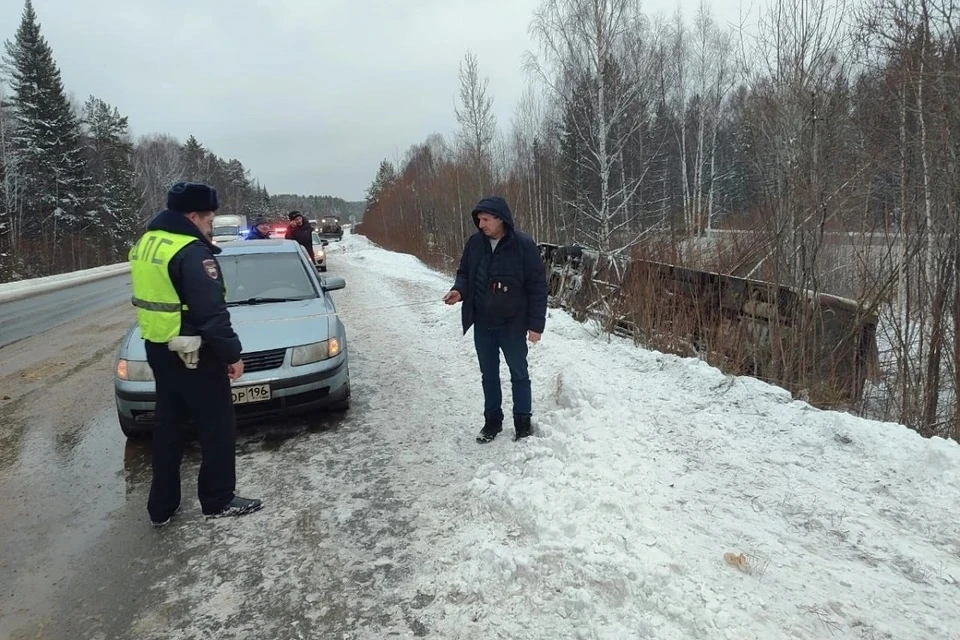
[
  {"x1": 0, "y1": 271, "x2": 131, "y2": 348},
  {"x1": 1, "y1": 231, "x2": 959, "y2": 639}
]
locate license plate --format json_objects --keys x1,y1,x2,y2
[{"x1": 232, "y1": 384, "x2": 271, "y2": 405}]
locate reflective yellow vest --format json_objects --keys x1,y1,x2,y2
[{"x1": 128, "y1": 230, "x2": 198, "y2": 343}]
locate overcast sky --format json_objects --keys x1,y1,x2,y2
[{"x1": 2, "y1": 0, "x2": 748, "y2": 201}]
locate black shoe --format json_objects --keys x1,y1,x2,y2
[
  {"x1": 476, "y1": 415, "x2": 503, "y2": 444},
  {"x1": 514, "y1": 414, "x2": 533, "y2": 441},
  {"x1": 204, "y1": 496, "x2": 263, "y2": 519},
  {"x1": 151, "y1": 505, "x2": 181, "y2": 529}
]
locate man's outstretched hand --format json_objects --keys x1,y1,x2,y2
[{"x1": 443, "y1": 290, "x2": 462, "y2": 305}]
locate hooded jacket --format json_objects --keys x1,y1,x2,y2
[
  {"x1": 145, "y1": 209, "x2": 242, "y2": 365},
  {"x1": 452, "y1": 197, "x2": 548, "y2": 335}
]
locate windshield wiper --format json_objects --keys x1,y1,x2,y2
[{"x1": 227, "y1": 296, "x2": 307, "y2": 307}]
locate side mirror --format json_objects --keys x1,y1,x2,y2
[
  {"x1": 321, "y1": 276, "x2": 346, "y2": 291},
  {"x1": 321, "y1": 240, "x2": 329, "y2": 246}
]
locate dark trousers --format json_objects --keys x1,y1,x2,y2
[
  {"x1": 473, "y1": 318, "x2": 532, "y2": 419},
  {"x1": 145, "y1": 342, "x2": 236, "y2": 520}
]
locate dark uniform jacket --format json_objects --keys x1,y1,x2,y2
[{"x1": 146, "y1": 209, "x2": 242, "y2": 365}]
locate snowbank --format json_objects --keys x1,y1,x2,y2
[
  {"x1": 0, "y1": 262, "x2": 130, "y2": 304},
  {"x1": 345, "y1": 231, "x2": 960, "y2": 640}
]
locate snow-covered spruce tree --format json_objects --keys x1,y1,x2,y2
[
  {"x1": 3, "y1": 0, "x2": 88, "y2": 259},
  {"x1": 82, "y1": 96, "x2": 141, "y2": 259}
]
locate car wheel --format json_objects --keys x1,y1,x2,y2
[
  {"x1": 329, "y1": 379, "x2": 350, "y2": 411},
  {"x1": 119, "y1": 413, "x2": 149, "y2": 440}
]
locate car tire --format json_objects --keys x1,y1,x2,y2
[
  {"x1": 329, "y1": 379, "x2": 350, "y2": 412},
  {"x1": 119, "y1": 413, "x2": 149, "y2": 440}
]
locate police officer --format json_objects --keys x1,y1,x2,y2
[
  {"x1": 129, "y1": 182, "x2": 263, "y2": 527},
  {"x1": 245, "y1": 216, "x2": 272, "y2": 240}
]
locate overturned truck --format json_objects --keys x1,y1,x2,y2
[{"x1": 539, "y1": 243, "x2": 879, "y2": 406}]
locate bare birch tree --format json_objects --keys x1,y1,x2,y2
[
  {"x1": 133, "y1": 134, "x2": 184, "y2": 224},
  {"x1": 0, "y1": 87, "x2": 17, "y2": 280},
  {"x1": 738, "y1": 0, "x2": 853, "y2": 285},
  {"x1": 454, "y1": 50, "x2": 497, "y2": 197},
  {"x1": 527, "y1": 0, "x2": 661, "y2": 255}
]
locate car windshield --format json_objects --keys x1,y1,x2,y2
[
  {"x1": 213, "y1": 225, "x2": 239, "y2": 236},
  {"x1": 312, "y1": 233, "x2": 320, "y2": 244},
  {"x1": 219, "y1": 252, "x2": 318, "y2": 304}
]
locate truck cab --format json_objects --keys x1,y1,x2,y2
[
  {"x1": 318, "y1": 216, "x2": 343, "y2": 242},
  {"x1": 212, "y1": 214, "x2": 248, "y2": 243}
]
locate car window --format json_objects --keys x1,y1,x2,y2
[
  {"x1": 219, "y1": 253, "x2": 318, "y2": 302},
  {"x1": 213, "y1": 225, "x2": 239, "y2": 236},
  {"x1": 312, "y1": 232, "x2": 320, "y2": 244}
]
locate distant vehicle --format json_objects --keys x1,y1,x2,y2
[
  {"x1": 212, "y1": 214, "x2": 248, "y2": 243},
  {"x1": 311, "y1": 231, "x2": 329, "y2": 272},
  {"x1": 318, "y1": 216, "x2": 343, "y2": 242},
  {"x1": 114, "y1": 239, "x2": 351, "y2": 439}
]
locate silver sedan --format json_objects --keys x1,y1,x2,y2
[{"x1": 114, "y1": 239, "x2": 351, "y2": 439}]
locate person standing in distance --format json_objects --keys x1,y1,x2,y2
[
  {"x1": 284, "y1": 211, "x2": 315, "y2": 262},
  {"x1": 129, "y1": 182, "x2": 263, "y2": 526},
  {"x1": 443, "y1": 196, "x2": 548, "y2": 443}
]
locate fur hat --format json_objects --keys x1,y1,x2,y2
[
  {"x1": 167, "y1": 182, "x2": 219, "y2": 214},
  {"x1": 288, "y1": 210, "x2": 303, "y2": 221}
]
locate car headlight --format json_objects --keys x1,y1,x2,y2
[
  {"x1": 292, "y1": 341, "x2": 330, "y2": 366},
  {"x1": 117, "y1": 359, "x2": 154, "y2": 381}
]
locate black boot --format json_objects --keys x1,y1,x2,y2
[
  {"x1": 476, "y1": 415, "x2": 503, "y2": 444},
  {"x1": 204, "y1": 496, "x2": 264, "y2": 519},
  {"x1": 514, "y1": 414, "x2": 533, "y2": 441}
]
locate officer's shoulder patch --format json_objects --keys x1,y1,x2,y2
[{"x1": 202, "y1": 258, "x2": 219, "y2": 279}]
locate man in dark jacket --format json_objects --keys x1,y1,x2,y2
[
  {"x1": 443, "y1": 196, "x2": 548, "y2": 443},
  {"x1": 284, "y1": 211, "x2": 314, "y2": 262},
  {"x1": 129, "y1": 182, "x2": 263, "y2": 526},
  {"x1": 245, "y1": 216, "x2": 271, "y2": 240}
]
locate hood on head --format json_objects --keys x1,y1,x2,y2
[{"x1": 471, "y1": 196, "x2": 514, "y2": 232}]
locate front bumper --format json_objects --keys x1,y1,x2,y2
[{"x1": 116, "y1": 352, "x2": 349, "y2": 428}]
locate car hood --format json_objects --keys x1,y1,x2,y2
[{"x1": 120, "y1": 299, "x2": 338, "y2": 359}]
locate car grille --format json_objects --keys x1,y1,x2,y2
[{"x1": 242, "y1": 348, "x2": 286, "y2": 372}]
